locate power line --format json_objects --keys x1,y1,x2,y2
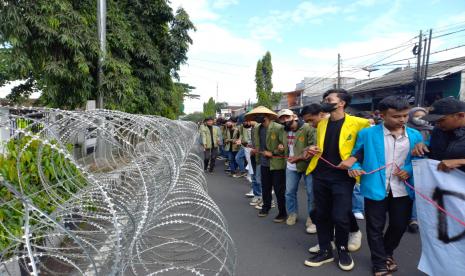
[
  {"x1": 342, "y1": 36, "x2": 418, "y2": 61},
  {"x1": 429, "y1": 43, "x2": 465, "y2": 55},
  {"x1": 432, "y1": 27, "x2": 465, "y2": 39},
  {"x1": 428, "y1": 20, "x2": 465, "y2": 34}
]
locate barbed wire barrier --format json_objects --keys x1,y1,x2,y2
[{"x1": 0, "y1": 108, "x2": 236, "y2": 275}]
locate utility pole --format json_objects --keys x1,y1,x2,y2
[
  {"x1": 216, "y1": 82, "x2": 219, "y2": 103},
  {"x1": 420, "y1": 29, "x2": 433, "y2": 107},
  {"x1": 414, "y1": 30, "x2": 423, "y2": 106},
  {"x1": 97, "y1": 0, "x2": 107, "y2": 109},
  {"x1": 337, "y1": 53, "x2": 341, "y2": 89}
]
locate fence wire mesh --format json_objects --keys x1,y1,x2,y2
[{"x1": 0, "y1": 107, "x2": 236, "y2": 276}]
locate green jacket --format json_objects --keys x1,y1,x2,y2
[
  {"x1": 253, "y1": 121, "x2": 287, "y2": 171},
  {"x1": 224, "y1": 127, "x2": 240, "y2": 152},
  {"x1": 201, "y1": 125, "x2": 220, "y2": 149},
  {"x1": 238, "y1": 125, "x2": 252, "y2": 146},
  {"x1": 284, "y1": 122, "x2": 316, "y2": 172}
]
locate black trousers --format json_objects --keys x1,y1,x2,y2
[
  {"x1": 313, "y1": 177, "x2": 355, "y2": 250},
  {"x1": 203, "y1": 147, "x2": 218, "y2": 172},
  {"x1": 365, "y1": 192, "x2": 412, "y2": 270},
  {"x1": 261, "y1": 166, "x2": 286, "y2": 216}
]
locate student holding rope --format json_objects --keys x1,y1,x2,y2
[
  {"x1": 246, "y1": 106, "x2": 288, "y2": 223},
  {"x1": 348, "y1": 96, "x2": 423, "y2": 276},
  {"x1": 304, "y1": 89, "x2": 370, "y2": 271}
]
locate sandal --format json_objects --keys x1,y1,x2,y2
[
  {"x1": 373, "y1": 268, "x2": 392, "y2": 276},
  {"x1": 386, "y1": 256, "x2": 398, "y2": 272}
]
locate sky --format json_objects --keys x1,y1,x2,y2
[{"x1": 170, "y1": 0, "x2": 465, "y2": 113}]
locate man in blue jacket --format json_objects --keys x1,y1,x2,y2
[{"x1": 348, "y1": 96, "x2": 423, "y2": 276}]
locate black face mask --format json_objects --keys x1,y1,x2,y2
[
  {"x1": 284, "y1": 121, "x2": 294, "y2": 132},
  {"x1": 255, "y1": 115, "x2": 265, "y2": 124},
  {"x1": 243, "y1": 124, "x2": 252, "y2": 128},
  {"x1": 321, "y1": 102, "x2": 338, "y2": 113}
]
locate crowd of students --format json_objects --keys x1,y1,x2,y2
[{"x1": 199, "y1": 89, "x2": 465, "y2": 276}]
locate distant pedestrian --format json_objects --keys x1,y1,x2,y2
[
  {"x1": 224, "y1": 117, "x2": 240, "y2": 175},
  {"x1": 201, "y1": 117, "x2": 220, "y2": 173},
  {"x1": 406, "y1": 107, "x2": 433, "y2": 234}
]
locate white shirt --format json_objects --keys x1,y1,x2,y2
[
  {"x1": 383, "y1": 124, "x2": 410, "y2": 197},
  {"x1": 287, "y1": 131, "x2": 297, "y2": 171}
]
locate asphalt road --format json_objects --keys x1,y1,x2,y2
[{"x1": 206, "y1": 161, "x2": 426, "y2": 276}]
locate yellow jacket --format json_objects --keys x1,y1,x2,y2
[{"x1": 306, "y1": 114, "x2": 370, "y2": 175}]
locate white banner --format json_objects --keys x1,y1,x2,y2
[{"x1": 413, "y1": 159, "x2": 465, "y2": 276}]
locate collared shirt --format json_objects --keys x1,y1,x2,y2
[
  {"x1": 429, "y1": 126, "x2": 465, "y2": 172},
  {"x1": 286, "y1": 131, "x2": 297, "y2": 171},
  {"x1": 383, "y1": 124, "x2": 410, "y2": 198}
]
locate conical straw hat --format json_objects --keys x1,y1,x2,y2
[{"x1": 245, "y1": 106, "x2": 277, "y2": 120}]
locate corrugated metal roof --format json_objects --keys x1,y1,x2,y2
[{"x1": 349, "y1": 56, "x2": 465, "y2": 94}]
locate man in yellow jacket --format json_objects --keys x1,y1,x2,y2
[{"x1": 304, "y1": 89, "x2": 370, "y2": 271}]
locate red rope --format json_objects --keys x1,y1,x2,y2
[{"x1": 250, "y1": 147, "x2": 465, "y2": 228}]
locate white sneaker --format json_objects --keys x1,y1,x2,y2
[
  {"x1": 306, "y1": 223, "x2": 317, "y2": 234},
  {"x1": 286, "y1": 213, "x2": 298, "y2": 226},
  {"x1": 353, "y1": 212, "x2": 364, "y2": 220},
  {"x1": 254, "y1": 200, "x2": 274, "y2": 209},
  {"x1": 348, "y1": 230, "x2": 362, "y2": 252},
  {"x1": 308, "y1": 241, "x2": 336, "y2": 253},
  {"x1": 249, "y1": 197, "x2": 261, "y2": 206},
  {"x1": 245, "y1": 190, "x2": 254, "y2": 198}
]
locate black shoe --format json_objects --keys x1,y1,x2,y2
[
  {"x1": 208, "y1": 170, "x2": 214, "y2": 174},
  {"x1": 258, "y1": 210, "x2": 269, "y2": 217},
  {"x1": 273, "y1": 214, "x2": 287, "y2": 223},
  {"x1": 337, "y1": 246, "x2": 354, "y2": 271},
  {"x1": 304, "y1": 249, "x2": 334, "y2": 267},
  {"x1": 407, "y1": 221, "x2": 419, "y2": 233}
]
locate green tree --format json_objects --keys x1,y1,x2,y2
[
  {"x1": 0, "y1": 1, "x2": 195, "y2": 118},
  {"x1": 181, "y1": 111, "x2": 205, "y2": 122},
  {"x1": 203, "y1": 97, "x2": 216, "y2": 118},
  {"x1": 255, "y1": 51, "x2": 281, "y2": 108},
  {"x1": 215, "y1": 101, "x2": 228, "y2": 113},
  {"x1": 0, "y1": 47, "x2": 11, "y2": 87}
]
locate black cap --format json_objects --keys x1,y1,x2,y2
[
  {"x1": 204, "y1": 116, "x2": 214, "y2": 122},
  {"x1": 423, "y1": 97, "x2": 465, "y2": 121},
  {"x1": 227, "y1": 116, "x2": 237, "y2": 123}
]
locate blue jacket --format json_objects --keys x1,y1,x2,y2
[{"x1": 350, "y1": 124, "x2": 423, "y2": 201}]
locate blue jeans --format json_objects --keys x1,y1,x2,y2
[
  {"x1": 235, "y1": 147, "x2": 246, "y2": 173},
  {"x1": 219, "y1": 145, "x2": 227, "y2": 158},
  {"x1": 352, "y1": 184, "x2": 364, "y2": 214},
  {"x1": 227, "y1": 151, "x2": 238, "y2": 172},
  {"x1": 252, "y1": 165, "x2": 262, "y2": 196},
  {"x1": 285, "y1": 168, "x2": 314, "y2": 215}
]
